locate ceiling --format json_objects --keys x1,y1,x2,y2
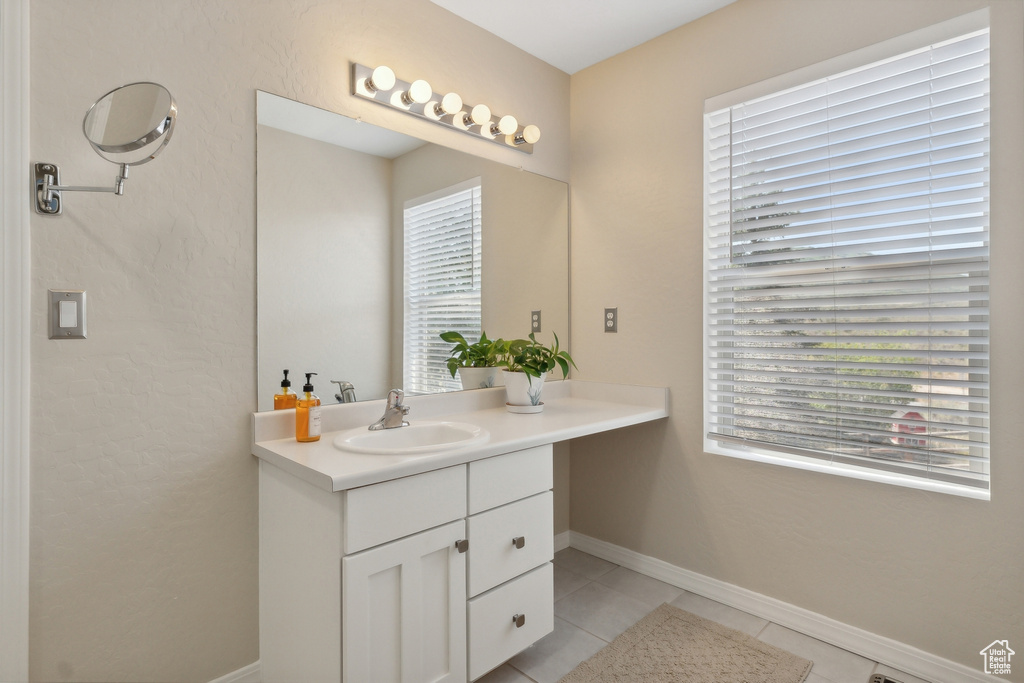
[{"x1": 430, "y1": 0, "x2": 738, "y2": 74}]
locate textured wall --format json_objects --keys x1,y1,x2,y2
[
  {"x1": 569, "y1": 0, "x2": 1023, "y2": 675},
  {"x1": 29, "y1": 1, "x2": 568, "y2": 681}
]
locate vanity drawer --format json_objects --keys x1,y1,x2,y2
[
  {"x1": 343, "y1": 465, "x2": 467, "y2": 554},
  {"x1": 468, "y1": 444, "x2": 552, "y2": 514},
  {"x1": 468, "y1": 562, "x2": 554, "y2": 681},
  {"x1": 467, "y1": 491, "x2": 553, "y2": 597}
]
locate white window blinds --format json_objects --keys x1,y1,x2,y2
[
  {"x1": 704, "y1": 27, "x2": 990, "y2": 491},
  {"x1": 404, "y1": 180, "x2": 482, "y2": 395}
]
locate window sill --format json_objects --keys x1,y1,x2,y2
[{"x1": 705, "y1": 439, "x2": 990, "y2": 501}]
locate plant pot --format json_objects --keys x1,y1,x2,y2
[
  {"x1": 502, "y1": 370, "x2": 545, "y2": 408},
  {"x1": 457, "y1": 366, "x2": 501, "y2": 391}
]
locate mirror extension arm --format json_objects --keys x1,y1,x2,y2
[{"x1": 35, "y1": 163, "x2": 129, "y2": 215}]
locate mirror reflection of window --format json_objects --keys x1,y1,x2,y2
[{"x1": 403, "y1": 178, "x2": 483, "y2": 394}]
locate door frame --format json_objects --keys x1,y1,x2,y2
[{"x1": 0, "y1": 0, "x2": 31, "y2": 679}]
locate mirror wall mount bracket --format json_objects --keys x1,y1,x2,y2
[
  {"x1": 34, "y1": 162, "x2": 128, "y2": 215},
  {"x1": 351, "y1": 63, "x2": 539, "y2": 154}
]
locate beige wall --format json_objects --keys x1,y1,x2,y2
[
  {"x1": 569, "y1": 0, "x2": 1023, "y2": 675},
  {"x1": 257, "y1": 125, "x2": 393, "y2": 409},
  {"x1": 28, "y1": 1, "x2": 568, "y2": 680}
]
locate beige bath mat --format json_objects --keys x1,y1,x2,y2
[{"x1": 559, "y1": 603, "x2": 812, "y2": 683}]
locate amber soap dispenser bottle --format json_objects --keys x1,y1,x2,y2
[
  {"x1": 274, "y1": 369, "x2": 297, "y2": 410},
  {"x1": 295, "y1": 372, "x2": 322, "y2": 442}
]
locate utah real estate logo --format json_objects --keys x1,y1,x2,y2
[{"x1": 980, "y1": 640, "x2": 1014, "y2": 675}]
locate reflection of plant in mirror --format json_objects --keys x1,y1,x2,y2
[
  {"x1": 502, "y1": 332, "x2": 576, "y2": 382},
  {"x1": 441, "y1": 331, "x2": 507, "y2": 378}
]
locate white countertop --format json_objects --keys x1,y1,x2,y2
[{"x1": 252, "y1": 380, "x2": 669, "y2": 492}]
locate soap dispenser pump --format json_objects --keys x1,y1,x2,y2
[
  {"x1": 274, "y1": 369, "x2": 297, "y2": 410},
  {"x1": 296, "y1": 372, "x2": 322, "y2": 443}
]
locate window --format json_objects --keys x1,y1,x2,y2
[
  {"x1": 704, "y1": 20, "x2": 990, "y2": 495},
  {"x1": 404, "y1": 179, "x2": 482, "y2": 395}
]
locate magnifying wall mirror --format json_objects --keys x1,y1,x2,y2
[{"x1": 35, "y1": 81, "x2": 177, "y2": 215}]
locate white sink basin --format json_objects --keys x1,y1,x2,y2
[{"x1": 332, "y1": 421, "x2": 488, "y2": 455}]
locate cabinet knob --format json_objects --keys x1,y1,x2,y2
[
  {"x1": 455, "y1": 539, "x2": 469, "y2": 553},
  {"x1": 512, "y1": 536, "x2": 525, "y2": 549},
  {"x1": 512, "y1": 613, "x2": 526, "y2": 628}
]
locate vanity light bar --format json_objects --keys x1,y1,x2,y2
[{"x1": 351, "y1": 63, "x2": 539, "y2": 154}]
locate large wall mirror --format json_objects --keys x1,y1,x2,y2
[{"x1": 256, "y1": 91, "x2": 569, "y2": 411}]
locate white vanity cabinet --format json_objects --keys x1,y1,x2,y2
[
  {"x1": 259, "y1": 444, "x2": 555, "y2": 683},
  {"x1": 256, "y1": 380, "x2": 669, "y2": 682},
  {"x1": 466, "y1": 445, "x2": 555, "y2": 680},
  {"x1": 342, "y1": 465, "x2": 469, "y2": 682}
]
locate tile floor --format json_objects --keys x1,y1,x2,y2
[{"x1": 477, "y1": 548, "x2": 932, "y2": 683}]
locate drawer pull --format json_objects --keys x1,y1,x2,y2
[
  {"x1": 455, "y1": 539, "x2": 469, "y2": 553},
  {"x1": 512, "y1": 613, "x2": 526, "y2": 628},
  {"x1": 512, "y1": 536, "x2": 526, "y2": 549}
]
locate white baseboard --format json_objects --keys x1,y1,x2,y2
[
  {"x1": 568, "y1": 532, "x2": 990, "y2": 683},
  {"x1": 208, "y1": 661, "x2": 260, "y2": 683},
  {"x1": 554, "y1": 530, "x2": 571, "y2": 552}
]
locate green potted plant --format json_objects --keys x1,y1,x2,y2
[
  {"x1": 440, "y1": 331, "x2": 506, "y2": 390},
  {"x1": 500, "y1": 332, "x2": 576, "y2": 411}
]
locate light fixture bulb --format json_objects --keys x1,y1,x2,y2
[
  {"x1": 434, "y1": 92, "x2": 463, "y2": 116},
  {"x1": 367, "y1": 65, "x2": 396, "y2": 92},
  {"x1": 352, "y1": 62, "x2": 537, "y2": 154},
  {"x1": 402, "y1": 79, "x2": 432, "y2": 105},
  {"x1": 467, "y1": 103, "x2": 491, "y2": 126},
  {"x1": 495, "y1": 115, "x2": 518, "y2": 136}
]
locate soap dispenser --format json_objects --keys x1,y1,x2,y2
[
  {"x1": 274, "y1": 369, "x2": 297, "y2": 410},
  {"x1": 296, "y1": 372, "x2": 322, "y2": 442}
]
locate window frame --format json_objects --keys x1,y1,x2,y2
[
  {"x1": 402, "y1": 177, "x2": 483, "y2": 395},
  {"x1": 702, "y1": 10, "x2": 992, "y2": 500}
]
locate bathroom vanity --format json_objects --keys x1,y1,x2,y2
[{"x1": 252, "y1": 380, "x2": 668, "y2": 682}]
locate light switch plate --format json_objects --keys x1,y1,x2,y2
[{"x1": 48, "y1": 289, "x2": 86, "y2": 339}]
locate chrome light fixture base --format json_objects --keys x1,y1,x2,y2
[{"x1": 351, "y1": 63, "x2": 537, "y2": 154}]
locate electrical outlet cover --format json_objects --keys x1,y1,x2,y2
[{"x1": 604, "y1": 307, "x2": 617, "y2": 333}]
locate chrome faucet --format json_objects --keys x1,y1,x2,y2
[
  {"x1": 331, "y1": 380, "x2": 357, "y2": 404},
  {"x1": 368, "y1": 389, "x2": 410, "y2": 430}
]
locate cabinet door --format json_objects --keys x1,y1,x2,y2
[{"x1": 343, "y1": 520, "x2": 467, "y2": 683}]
